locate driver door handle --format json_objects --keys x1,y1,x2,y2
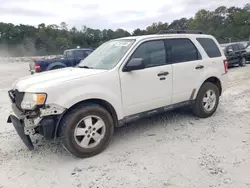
[{"x1": 157, "y1": 71, "x2": 169, "y2": 76}]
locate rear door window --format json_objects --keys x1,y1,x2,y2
[
  {"x1": 74, "y1": 50, "x2": 88, "y2": 59},
  {"x1": 166, "y1": 38, "x2": 201, "y2": 64},
  {"x1": 196, "y1": 38, "x2": 221, "y2": 58}
]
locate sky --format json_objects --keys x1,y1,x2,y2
[{"x1": 0, "y1": 0, "x2": 249, "y2": 32}]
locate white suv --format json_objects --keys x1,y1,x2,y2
[{"x1": 7, "y1": 31, "x2": 228, "y2": 158}]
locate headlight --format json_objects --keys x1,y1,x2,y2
[{"x1": 21, "y1": 93, "x2": 47, "y2": 110}]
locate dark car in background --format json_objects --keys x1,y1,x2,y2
[
  {"x1": 29, "y1": 48, "x2": 94, "y2": 74},
  {"x1": 223, "y1": 43, "x2": 248, "y2": 67},
  {"x1": 245, "y1": 43, "x2": 250, "y2": 62}
]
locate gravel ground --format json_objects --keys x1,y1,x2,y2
[{"x1": 0, "y1": 62, "x2": 250, "y2": 188}]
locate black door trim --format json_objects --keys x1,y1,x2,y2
[{"x1": 117, "y1": 100, "x2": 195, "y2": 127}]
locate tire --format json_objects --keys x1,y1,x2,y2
[
  {"x1": 192, "y1": 82, "x2": 219, "y2": 118},
  {"x1": 59, "y1": 103, "x2": 114, "y2": 158},
  {"x1": 239, "y1": 57, "x2": 246, "y2": 67}
]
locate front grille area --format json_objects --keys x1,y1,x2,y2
[{"x1": 8, "y1": 89, "x2": 24, "y2": 111}]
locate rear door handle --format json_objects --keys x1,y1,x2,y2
[
  {"x1": 195, "y1": 65, "x2": 204, "y2": 69},
  {"x1": 157, "y1": 71, "x2": 169, "y2": 76}
]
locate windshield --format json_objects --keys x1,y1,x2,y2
[{"x1": 78, "y1": 39, "x2": 135, "y2": 70}]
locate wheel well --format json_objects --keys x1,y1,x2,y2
[
  {"x1": 51, "y1": 65, "x2": 64, "y2": 70},
  {"x1": 203, "y1": 77, "x2": 222, "y2": 95},
  {"x1": 56, "y1": 99, "x2": 118, "y2": 135},
  {"x1": 83, "y1": 99, "x2": 118, "y2": 125}
]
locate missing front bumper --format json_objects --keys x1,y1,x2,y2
[
  {"x1": 7, "y1": 103, "x2": 66, "y2": 150},
  {"x1": 8, "y1": 115, "x2": 34, "y2": 150}
]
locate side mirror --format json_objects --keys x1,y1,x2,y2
[
  {"x1": 227, "y1": 48, "x2": 233, "y2": 53},
  {"x1": 123, "y1": 58, "x2": 145, "y2": 72}
]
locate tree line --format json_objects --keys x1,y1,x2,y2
[{"x1": 0, "y1": 4, "x2": 249, "y2": 57}]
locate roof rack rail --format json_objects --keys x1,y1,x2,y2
[{"x1": 157, "y1": 30, "x2": 203, "y2": 34}]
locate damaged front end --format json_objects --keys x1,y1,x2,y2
[{"x1": 7, "y1": 89, "x2": 66, "y2": 150}]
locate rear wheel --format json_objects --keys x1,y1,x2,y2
[
  {"x1": 239, "y1": 57, "x2": 246, "y2": 67},
  {"x1": 193, "y1": 82, "x2": 219, "y2": 118},
  {"x1": 59, "y1": 104, "x2": 114, "y2": 158}
]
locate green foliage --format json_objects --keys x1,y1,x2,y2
[{"x1": 0, "y1": 4, "x2": 249, "y2": 57}]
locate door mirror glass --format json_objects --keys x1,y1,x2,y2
[
  {"x1": 227, "y1": 48, "x2": 233, "y2": 55},
  {"x1": 123, "y1": 58, "x2": 145, "y2": 72}
]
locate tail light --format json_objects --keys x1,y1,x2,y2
[
  {"x1": 34, "y1": 64, "x2": 41, "y2": 71},
  {"x1": 223, "y1": 60, "x2": 228, "y2": 73}
]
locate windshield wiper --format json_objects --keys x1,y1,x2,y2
[{"x1": 78, "y1": 65, "x2": 93, "y2": 69}]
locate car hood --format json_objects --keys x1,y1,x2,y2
[{"x1": 12, "y1": 67, "x2": 107, "y2": 92}]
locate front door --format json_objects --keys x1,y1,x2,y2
[{"x1": 119, "y1": 40, "x2": 173, "y2": 116}]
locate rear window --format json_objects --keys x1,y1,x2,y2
[{"x1": 197, "y1": 38, "x2": 221, "y2": 58}]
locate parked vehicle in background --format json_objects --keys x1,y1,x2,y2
[
  {"x1": 29, "y1": 48, "x2": 94, "y2": 74},
  {"x1": 245, "y1": 43, "x2": 250, "y2": 62},
  {"x1": 223, "y1": 43, "x2": 247, "y2": 67},
  {"x1": 8, "y1": 30, "x2": 228, "y2": 158}
]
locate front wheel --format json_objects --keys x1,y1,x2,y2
[
  {"x1": 193, "y1": 82, "x2": 219, "y2": 118},
  {"x1": 59, "y1": 104, "x2": 114, "y2": 158},
  {"x1": 239, "y1": 57, "x2": 246, "y2": 67}
]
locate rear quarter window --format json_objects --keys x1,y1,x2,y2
[
  {"x1": 197, "y1": 38, "x2": 222, "y2": 58},
  {"x1": 232, "y1": 44, "x2": 240, "y2": 51}
]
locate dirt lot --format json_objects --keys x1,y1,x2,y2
[{"x1": 0, "y1": 62, "x2": 250, "y2": 188}]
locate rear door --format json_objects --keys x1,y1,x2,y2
[
  {"x1": 232, "y1": 44, "x2": 241, "y2": 63},
  {"x1": 238, "y1": 43, "x2": 247, "y2": 56},
  {"x1": 166, "y1": 38, "x2": 203, "y2": 104},
  {"x1": 224, "y1": 45, "x2": 238, "y2": 64},
  {"x1": 246, "y1": 46, "x2": 250, "y2": 61}
]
